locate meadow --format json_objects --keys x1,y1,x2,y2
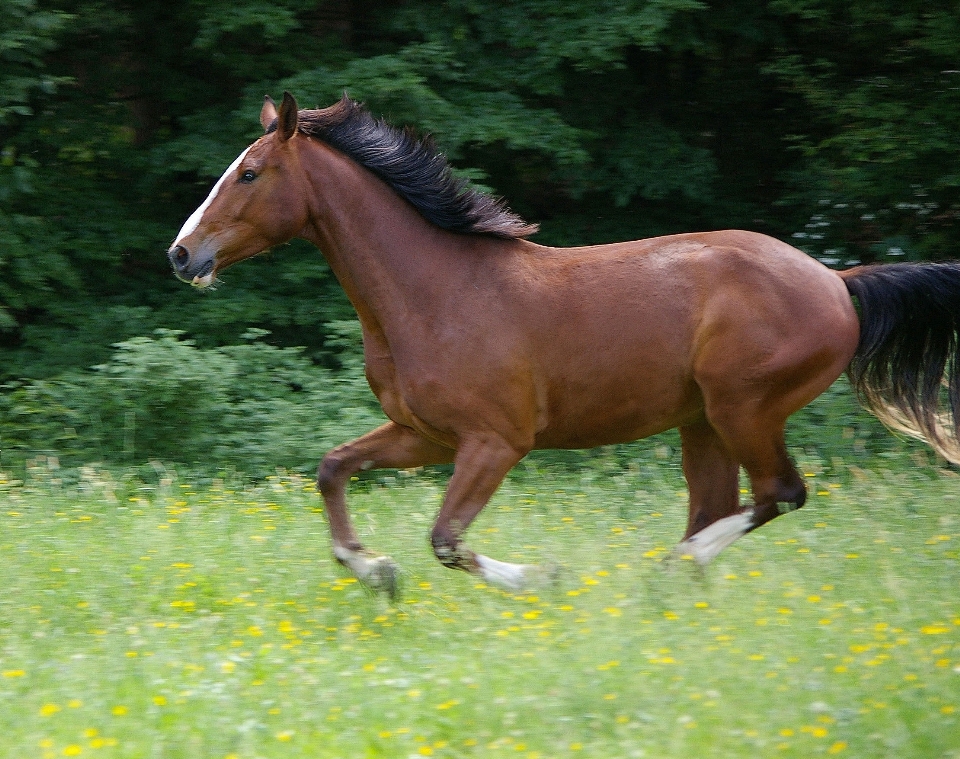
[{"x1": 0, "y1": 455, "x2": 957, "y2": 758}]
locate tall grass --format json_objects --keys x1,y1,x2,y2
[{"x1": 0, "y1": 458, "x2": 957, "y2": 758}]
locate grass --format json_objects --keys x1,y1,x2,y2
[{"x1": 0, "y1": 456, "x2": 958, "y2": 758}]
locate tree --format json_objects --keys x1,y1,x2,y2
[
  {"x1": 3, "y1": 0, "x2": 960, "y2": 387},
  {"x1": 764, "y1": 0, "x2": 960, "y2": 264},
  {"x1": 0, "y1": 0, "x2": 72, "y2": 332}
]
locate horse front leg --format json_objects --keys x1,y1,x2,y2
[
  {"x1": 674, "y1": 417, "x2": 743, "y2": 564},
  {"x1": 317, "y1": 421, "x2": 454, "y2": 597},
  {"x1": 678, "y1": 399, "x2": 808, "y2": 565},
  {"x1": 429, "y1": 434, "x2": 543, "y2": 592}
]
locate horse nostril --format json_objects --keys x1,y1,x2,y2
[{"x1": 169, "y1": 244, "x2": 190, "y2": 272}]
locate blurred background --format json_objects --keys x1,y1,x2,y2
[{"x1": 2, "y1": 0, "x2": 958, "y2": 475}]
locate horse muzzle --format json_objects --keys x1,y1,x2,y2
[{"x1": 168, "y1": 244, "x2": 216, "y2": 287}]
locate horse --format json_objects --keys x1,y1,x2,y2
[{"x1": 167, "y1": 92, "x2": 960, "y2": 597}]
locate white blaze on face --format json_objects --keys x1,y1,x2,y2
[{"x1": 173, "y1": 146, "x2": 252, "y2": 246}]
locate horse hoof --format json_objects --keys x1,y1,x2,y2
[
  {"x1": 334, "y1": 546, "x2": 401, "y2": 599},
  {"x1": 527, "y1": 561, "x2": 562, "y2": 589},
  {"x1": 366, "y1": 555, "x2": 400, "y2": 600}
]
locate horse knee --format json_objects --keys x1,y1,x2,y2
[
  {"x1": 430, "y1": 529, "x2": 457, "y2": 568},
  {"x1": 316, "y1": 451, "x2": 347, "y2": 496}
]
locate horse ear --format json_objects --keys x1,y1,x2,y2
[
  {"x1": 277, "y1": 91, "x2": 299, "y2": 142},
  {"x1": 260, "y1": 95, "x2": 278, "y2": 132}
]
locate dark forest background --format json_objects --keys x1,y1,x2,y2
[{"x1": 2, "y1": 0, "x2": 958, "y2": 474}]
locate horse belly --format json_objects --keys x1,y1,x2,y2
[{"x1": 531, "y1": 348, "x2": 703, "y2": 450}]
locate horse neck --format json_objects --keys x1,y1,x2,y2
[{"x1": 296, "y1": 138, "x2": 479, "y2": 327}]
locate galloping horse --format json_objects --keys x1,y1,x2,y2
[{"x1": 168, "y1": 92, "x2": 960, "y2": 595}]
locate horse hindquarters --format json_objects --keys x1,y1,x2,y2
[
  {"x1": 677, "y1": 258, "x2": 960, "y2": 561},
  {"x1": 678, "y1": 265, "x2": 859, "y2": 562}
]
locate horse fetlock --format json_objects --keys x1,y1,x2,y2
[
  {"x1": 791, "y1": 481, "x2": 808, "y2": 509},
  {"x1": 777, "y1": 472, "x2": 807, "y2": 508},
  {"x1": 316, "y1": 454, "x2": 346, "y2": 494},
  {"x1": 431, "y1": 537, "x2": 475, "y2": 571}
]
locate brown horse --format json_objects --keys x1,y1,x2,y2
[{"x1": 168, "y1": 92, "x2": 960, "y2": 596}]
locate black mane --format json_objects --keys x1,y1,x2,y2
[{"x1": 267, "y1": 96, "x2": 538, "y2": 240}]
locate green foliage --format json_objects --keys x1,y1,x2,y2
[
  {"x1": 0, "y1": 0, "x2": 70, "y2": 125},
  {"x1": 765, "y1": 1, "x2": 960, "y2": 264},
  {"x1": 2, "y1": 0, "x2": 960, "y2": 477},
  {"x1": 0, "y1": 0, "x2": 72, "y2": 329},
  {"x1": 0, "y1": 328, "x2": 384, "y2": 477}
]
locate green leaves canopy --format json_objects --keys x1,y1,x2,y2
[{"x1": 2, "y1": 0, "x2": 960, "y2": 381}]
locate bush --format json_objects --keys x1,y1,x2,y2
[{"x1": 0, "y1": 327, "x2": 385, "y2": 477}]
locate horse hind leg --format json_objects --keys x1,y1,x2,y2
[{"x1": 678, "y1": 418, "x2": 741, "y2": 539}]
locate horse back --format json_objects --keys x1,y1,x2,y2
[{"x1": 505, "y1": 230, "x2": 859, "y2": 448}]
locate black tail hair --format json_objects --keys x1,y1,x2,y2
[{"x1": 843, "y1": 261, "x2": 960, "y2": 463}]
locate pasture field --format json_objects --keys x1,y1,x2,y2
[{"x1": 0, "y1": 457, "x2": 957, "y2": 758}]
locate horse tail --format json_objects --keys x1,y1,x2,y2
[{"x1": 841, "y1": 261, "x2": 960, "y2": 464}]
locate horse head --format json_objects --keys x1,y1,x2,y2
[{"x1": 167, "y1": 92, "x2": 308, "y2": 287}]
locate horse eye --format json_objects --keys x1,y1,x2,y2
[{"x1": 239, "y1": 169, "x2": 257, "y2": 183}]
